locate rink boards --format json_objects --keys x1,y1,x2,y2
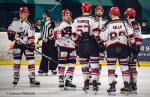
[
  {"x1": 0, "y1": 32, "x2": 150, "y2": 66},
  {"x1": 0, "y1": 60, "x2": 150, "y2": 67}
]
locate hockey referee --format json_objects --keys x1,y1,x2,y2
[{"x1": 37, "y1": 10, "x2": 58, "y2": 75}]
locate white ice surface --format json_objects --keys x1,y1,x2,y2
[{"x1": 0, "y1": 66, "x2": 150, "y2": 97}]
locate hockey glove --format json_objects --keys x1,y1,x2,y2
[{"x1": 7, "y1": 31, "x2": 16, "y2": 41}]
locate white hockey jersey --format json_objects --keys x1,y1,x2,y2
[
  {"x1": 94, "y1": 17, "x2": 107, "y2": 43},
  {"x1": 8, "y1": 19, "x2": 35, "y2": 44},
  {"x1": 100, "y1": 19, "x2": 135, "y2": 47},
  {"x1": 129, "y1": 19, "x2": 142, "y2": 45},
  {"x1": 71, "y1": 15, "x2": 99, "y2": 41},
  {"x1": 53, "y1": 21, "x2": 75, "y2": 49}
]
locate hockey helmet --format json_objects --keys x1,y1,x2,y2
[
  {"x1": 95, "y1": 6, "x2": 104, "y2": 12},
  {"x1": 125, "y1": 8, "x2": 136, "y2": 18},
  {"x1": 19, "y1": 7, "x2": 29, "y2": 13},
  {"x1": 109, "y1": 7, "x2": 120, "y2": 16},
  {"x1": 81, "y1": 2, "x2": 92, "y2": 13},
  {"x1": 61, "y1": 9, "x2": 72, "y2": 16}
]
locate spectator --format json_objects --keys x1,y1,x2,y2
[
  {"x1": 35, "y1": 19, "x2": 42, "y2": 32},
  {"x1": 141, "y1": 20, "x2": 150, "y2": 34}
]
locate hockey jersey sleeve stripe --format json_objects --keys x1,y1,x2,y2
[
  {"x1": 28, "y1": 36, "x2": 35, "y2": 39},
  {"x1": 28, "y1": 36, "x2": 35, "y2": 42},
  {"x1": 135, "y1": 37, "x2": 142, "y2": 42},
  {"x1": 93, "y1": 28, "x2": 101, "y2": 32},
  {"x1": 135, "y1": 37, "x2": 142, "y2": 44},
  {"x1": 71, "y1": 32, "x2": 78, "y2": 41},
  {"x1": 129, "y1": 33, "x2": 135, "y2": 39}
]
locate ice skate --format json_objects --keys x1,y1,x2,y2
[
  {"x1": 13, "y1": 74, "x2": 20, "y2": 87},
  {"x1": 129, "y1": 83, "x2": 137, "y2": 94},
  {"x1": 38, "y1": 70, "x2": 48, "y2": 76},
  {"x1": 29, "y1": 74, "x2": 40, "y2": 87},
  {"x1": 107, "y1": 81, "x2": 116, "y2": 96},
  {"x1": 64, "y1": 80, "x2": 76, "y2": 90},
  {"x1": 92, "y1": 80, "x2": 99, "y2": 95},
  {"x1": 83, "y1": 79, "x2": 90, "y2": 93},
  {"x1": 120, "y1": 81, "x2": 130, "y2": 95}
]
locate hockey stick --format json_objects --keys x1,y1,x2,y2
[
  {"x1": 0, "y1": 46, "x2": 13, "y2": 59},
  {"x1": 16, "y1": 39, "x2": 58, "y2": 64},
  {"x1": 34, "y1": 49, "x2": 58, "y2": 64},
  {"x1": 137, "y1": 59, "x2": 140, "y2": 67}
]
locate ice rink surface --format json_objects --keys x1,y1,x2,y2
[{"x1": 0, "y1": 65, "x2": 150, "y2": 97}]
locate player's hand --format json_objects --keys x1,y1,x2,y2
[{"x1": 7, "y1": 31, "x2": 16, "y2": 41}]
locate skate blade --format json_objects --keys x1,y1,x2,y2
[
  {"x1": 120, "y1": 91, "x2": 129, "y2": 95},
  {"x1": 94, "y1": 90, "x2": 98, "y2": 95},
  {"x1": 83, "y1": 87, "x2": 89, "y2": 94},
  {"x1": 13, "y1": 84, "x2": 17, "y2": 87},
  {"x1": 130, "y1": 90, "x2": 137, "y2": 94},
  {"x1": 84, "y1": 90, "x2": 88, "y2": 94},
  {"x1": 13, "y1": 83, "x2": 18, "y2": 87},
  {"x1": 64, "y1": 86, "x2": 76, "y2": 91},
  {"x1": 38, "y1": 73, "x2": 48, "y2": 76},
  {"x1": 84, "y1": 89, "x2": 98, "y2": 94},
  {"x1": 30, "y1": 84, "x2": 40, "y2": 87},
  {"x1": 59, "y1": 87, "x2": 64, "y2": 90},
  {"x1": 108, "y1": 92, "x2": 116, "y2": 96}
]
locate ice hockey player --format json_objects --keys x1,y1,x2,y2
[
  {"x1": 95, "y1": 5, "x2": 108, "y2": 33},
  {"x1": 124, "y1": 8, "x2": 142, "y2": 94},
  {"x1": 53, "y1": 9, "x2": 76, "y2": 90},
  {"x1": 71, "y1": 2, "x2": 101, "y2": 93},
  {"x1": 93, "y1": 5, "x2": 108, "y2": 85},
  {"x1": 100, "y1": 7, "x2": 135, "y2": 95},
  {"x1": 7, "y1": 7, "x2": 40, "y2": 87}
]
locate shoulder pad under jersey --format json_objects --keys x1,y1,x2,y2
[{"x1": 26, "y1": 20, "x2": 35, "y2": 30}]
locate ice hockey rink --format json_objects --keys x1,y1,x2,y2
[{"x1": 0, "y1": 65, "x2": 150, "y2": 97}]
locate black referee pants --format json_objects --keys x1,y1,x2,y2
[{"x1": 39, "y1": 40, "x2": 58, "y2": 73}]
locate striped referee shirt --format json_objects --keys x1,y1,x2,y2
[{"x1": 38, "y1": 19, "x2": 55, "y2": 41}]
